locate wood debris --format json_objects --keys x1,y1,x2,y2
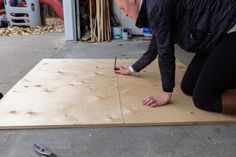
[{"x1": 0, "y1": 17, "x2": 64, "y2": 37}]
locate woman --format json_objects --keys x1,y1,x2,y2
[{"x1": 115, "y1": 0, "x2": 236, "y2": 114}]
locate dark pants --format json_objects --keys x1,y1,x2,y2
[{"x1": 181, "y1": 32, "x2": 236, "y2": 113}]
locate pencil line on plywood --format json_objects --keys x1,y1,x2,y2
[{"x1": 113, "y1": 72, "x2": 124, "y2": 124}]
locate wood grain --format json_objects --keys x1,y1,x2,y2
[
  {"x1": 117, "y1": 60, "x2": 236, "y2": 125},
  {"x1": 0, "y1": 60, "x2": 122, "y2": 129}
]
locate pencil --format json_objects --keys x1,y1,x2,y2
[{"x1": 114, "y1": 57, "x2": 117, "y2": 71}]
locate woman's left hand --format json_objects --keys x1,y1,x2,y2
[{"x1": 143, "y1": 92, "x2": 172, "y2": 107}]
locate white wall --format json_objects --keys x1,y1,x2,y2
[
  {"x1": 112, "y1": 0, "x2": 142, "y2": 35},
  {"x1": 63, "y1": 0, "x2": 77, "y2": 40}
]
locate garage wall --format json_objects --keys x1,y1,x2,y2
[
  {"x1": 112, "y1": 0, "x2": 142, "y2": 35},
  {"x1": 63, "y1": 0, "x2": 143, "y2": 41},
  {"x1": 63, "y1": 0, "x2": 77, "y2": 40}
]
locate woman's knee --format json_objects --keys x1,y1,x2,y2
[
  {"x1": 192, "y1": 95, "x2": 208, "y2": 111},
  {"x1": 192, "y1": 94, "x2": 219, "y2": 112},
  {"x1": 192, "y1": 95, "x2": 223, "y2": 113},
  {"x1": 180, "y1": 80, "x2": 193, "y2": 96}
]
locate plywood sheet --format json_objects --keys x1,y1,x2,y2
[
  {"x1": 118, "y1": 60, "x2": 236, "y2": 125},
  {"x1": 0, "y1": 59, "x2": 235, "y2": 129},
  {"x1": 0, "y1": 60, "x2": 123, "y2": 129}
]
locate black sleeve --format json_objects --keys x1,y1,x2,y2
[
  {"x1": 131, "y1": 34, "x2": 158, "y2": 72},
  {"x1": 150, "y1": 1, "x2": 176, "y2": 93}
]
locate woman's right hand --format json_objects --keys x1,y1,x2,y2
[
  {"x1": 114, "y1": 65, "x2": 132, "y2": 75},
  {"x1": 143, "y1": 92, "x2": 172, "y2": 107}
]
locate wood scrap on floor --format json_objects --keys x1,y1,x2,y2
[{"x1": 0, "y1": 17, "x2": 64, "y2": 37}]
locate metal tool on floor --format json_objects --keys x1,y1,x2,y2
[{"x1": 33, "y1": 143, "x2": 58, "y2": 157}]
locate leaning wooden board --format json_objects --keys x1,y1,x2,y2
[{"x1": 0, "y1": 59, "x2": 235, "y2": 129}]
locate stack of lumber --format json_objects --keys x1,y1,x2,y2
[{"x1": 90, "y1": 0, "x2": 111, "y2": 42}]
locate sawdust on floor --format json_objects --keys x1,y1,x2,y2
[{"x1": 0, "y1": 17, "x2": 64, "y2": 37}]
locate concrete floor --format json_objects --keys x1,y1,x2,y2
[{"x1": 0, "y1": 33, "x2": 236, "y2": 157}]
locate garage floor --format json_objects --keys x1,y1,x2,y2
[{"x1": 0, "y1": 33, "x2": 235, "y2": 157}]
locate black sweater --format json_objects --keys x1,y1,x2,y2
[{"x1": 132, "y1": 0, "x2": 236, "y2": 93}]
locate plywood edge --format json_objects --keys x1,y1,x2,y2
[{"x1": 1, "y1": 121, "x2": 236, "y2": 130}]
